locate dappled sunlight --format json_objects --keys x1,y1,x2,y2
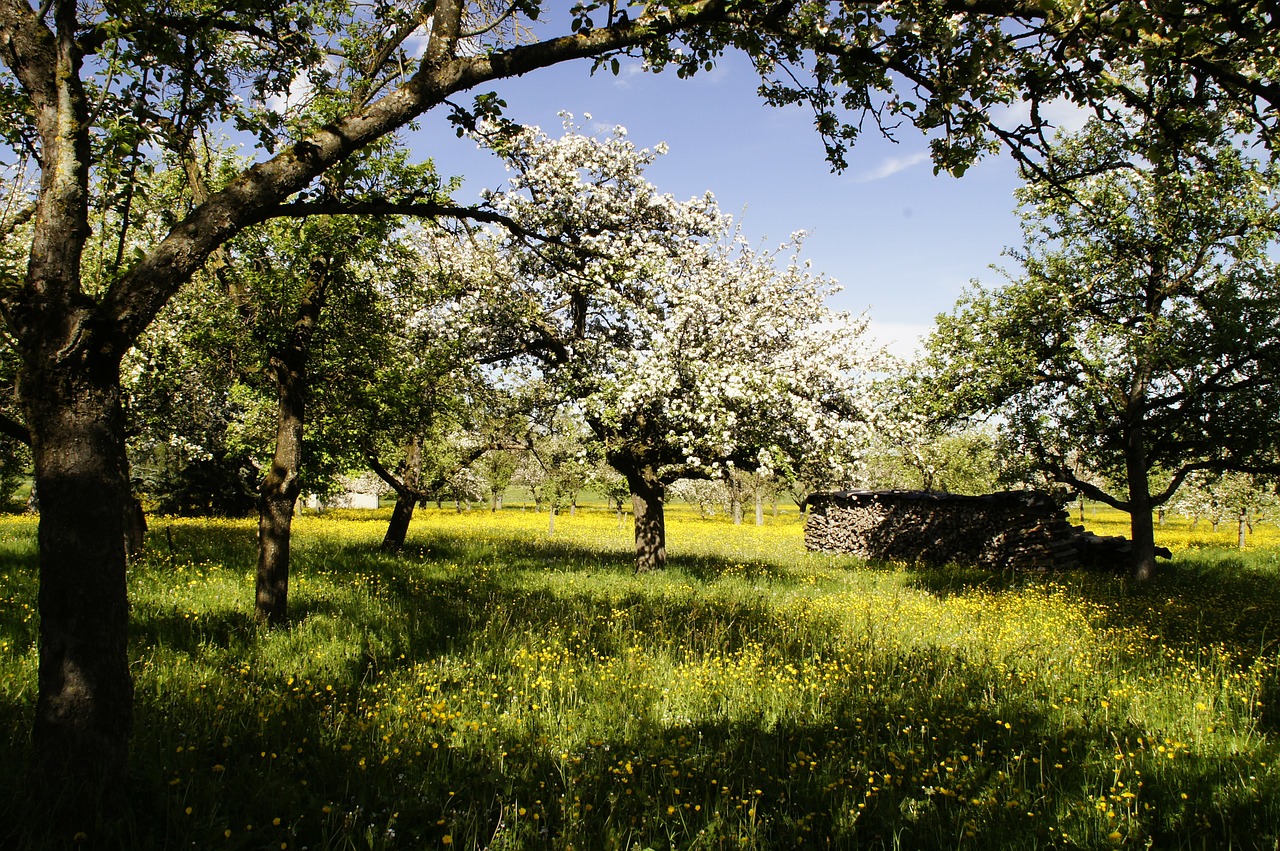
[{"x1": 1, "y1": 508, "x2": 1278, "y2": 848}]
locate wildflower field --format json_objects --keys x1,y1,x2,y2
[{"x1": 2, "y1": 506, "x2": 1279, "y2": 850}]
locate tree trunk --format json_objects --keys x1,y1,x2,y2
[
  {"x1": 625, "y1": 467, "x2": 667, "y2": 572},
  {"x1": 755, "y1": 491, "x2": 764, "y2": 525},
  {"x1": 25, "y1": 363, "x2": 134, "y2": 828},
  {"x1": 1123, "y1": 424, "x2": 1157, "y2": 582},
  {"x1": 124, "y1": 495, "x2": 147, "y2": 557},
  {"x1": 383, "y1": 492, "x2": 417, "y2": 549},
  {"x1": 381, "y1": 437, "x2": 423, "y2": 552},
  {"x1": 256, "y1": 265, "x2": 327, "y2": 625},
  {"x1": 1238, "y1": 509, "x2": 1248, "y2": 550},
  {"x1": 257, "y1": 374, "x2": 305, "y2": 625}
]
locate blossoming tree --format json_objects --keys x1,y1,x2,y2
[{"x1": 468, "y1": 119, "x2": 879, "y2": 570}]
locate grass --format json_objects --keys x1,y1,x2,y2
[{"x1": 1, "y1": 504, "x2": 1279, "y2": 849}]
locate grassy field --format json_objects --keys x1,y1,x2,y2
[{"x1": 1, "y1": 505, "x2": 1279, "y2": 849}]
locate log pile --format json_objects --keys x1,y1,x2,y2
[{"x1": 804, "y1": 490, "x2": 1082, "y2": 571}]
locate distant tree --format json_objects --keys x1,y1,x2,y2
[
  {"x1": 592, "y1": 463, "x2": 633, "y2": 526},
  {"x1": 353, "y1": 224, "x2": 500, "y2": 550},
  {"x1": 668, "y1": 478, "x2": 732, "y2": 519},
  {"x1": 778, "y1": 451, "x2": 850, "y2": 513},
  {"x1": 917, "y1": 116, "x2": 1280, "y2": 580},
  {"x1": 123, "y1": 254, "x2": 262, "y2": 517},
  {"x1": 1170, "y1": 472, "x2": 1279, "y2": 545},
  {"x1": 857, "y1": 411, "x2": 1007, "y2": 496},
  {"x1": 477, "y1": 449, "x2": 519, "y2": 512},
  {"x1": 0, "y1": 331, "x2": 31, "y2": 509}
]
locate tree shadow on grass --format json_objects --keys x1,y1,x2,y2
[
  {"x1": 24, "y1": 620, "x2": 1279, "y2": 850},
  {"x1": 384, "y1": 528, "x2": 797, "y2": 585},
  {"x1": 5, "y1": 518, "x2": 1280, "y2": 848}
]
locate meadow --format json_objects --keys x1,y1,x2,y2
[{"x1": 1, "y1": 504, "x2": 1279, "y2": 849}]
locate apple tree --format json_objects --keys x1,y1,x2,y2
[
  {"x1": 473, "y1": 119, "x2": 878, "y2": 569},
  {"x1": 916, "y1": 116, "x2": 1280, "y2": 580}
]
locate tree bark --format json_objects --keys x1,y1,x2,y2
[
  {"x1": 256, "y1": 264, "x2": 327, "y2": 625},
  {"x1": 1123, "y1": 423, "x2": 1158, "y2": 582},
  {"x1": 124, "y1": 495, "x2": 147, "y2": 557},
  {"x1": 256, "y1": 376, "x2": 305, "y2": 625},
  {"x1": 24, "y1": 361, "x2": 134, "y2": 828},
  {"x1": 625, "y1": 466, "x2": 667, "y2": 572},
  {"x1": 383, "y1": 491, "x2": 417, "y2": 549},
  {"x1": 380, "y1": 437, "x2": 424, "y2": 552}
]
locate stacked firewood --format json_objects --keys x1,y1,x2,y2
[{"x1": 804, "y1": 490, "x2": 1082, "y2": 571}]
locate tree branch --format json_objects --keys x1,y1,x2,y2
[
  {"x1": 263, "y1": 197, "x2": 555, "y2": 243},
  {"x1": 98, "y1": 1, "x2": 731, "y2": 349},
  {"x1": 0, "y1": 411, "x2": 31, "y2": 445}
]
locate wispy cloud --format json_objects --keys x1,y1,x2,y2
[{"x1": 854, "y1": 151, "x2": 930, "y2": 183}]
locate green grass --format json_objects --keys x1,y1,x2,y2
[{"x1": 1, "y1": 506, "x2": 1279, "y2": 849}]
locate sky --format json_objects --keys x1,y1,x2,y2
[{"x1": 404, "y1": 46, "x2": 1061, "y2": 359}]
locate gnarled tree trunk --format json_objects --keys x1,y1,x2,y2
[
  {"x1": 625, "y1": 465, "x2": 667, "y2": 573},
  {"x1": 24, "y1": 359, "x2": 134, "y2": 828},
  {"x1": 1123, "y1": 419, "x2": 1157, "y2": 582}
]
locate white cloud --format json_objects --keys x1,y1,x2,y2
[
  {"x1": 607, "y1": 61, "x2": 649, "y2": 88},
  {"x1": 992, "y1": 96, "x2": 1094, "y2": 138},
  {"x1": 865, "y1": 320, "x2": 931, "y2": 361},
  {"x1": 265, "y1": 71, "x2": 315, "y2": 115},
  {"x1": 854, "y1": 150, "x2": 930, "y2": 183},
  {"x1": 1039, "y1": 97, "x2": 1093, "y2": 133}
]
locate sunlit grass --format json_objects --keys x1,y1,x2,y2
[
  {"x1": 1073, "y1": 501, "x2": 1280, "y2": 553},
  {"x1": 1, "y1": 505, "x2": 1278, "y2": 849}
]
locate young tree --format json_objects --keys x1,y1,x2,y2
[
  {"x1": 917, "y1": 117, "x2": 1280, "y2": 580},
  {"x1": 238, "y1": 213, "x2": 407, "y2": 623},
  {"x1": 3, "y1": 0, "x2": 1277, "y2": 826},
  {"x1": 478, "y1": 120, "x2": 877, "y2": 570}
]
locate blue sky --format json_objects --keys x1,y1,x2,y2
[{"x1": 406, "y1": 48, "x2": 1045, "y2": 358}]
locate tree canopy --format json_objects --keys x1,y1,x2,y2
[{"x1": 916, "y1": 117, "x2": 1280, "y2": 579}]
